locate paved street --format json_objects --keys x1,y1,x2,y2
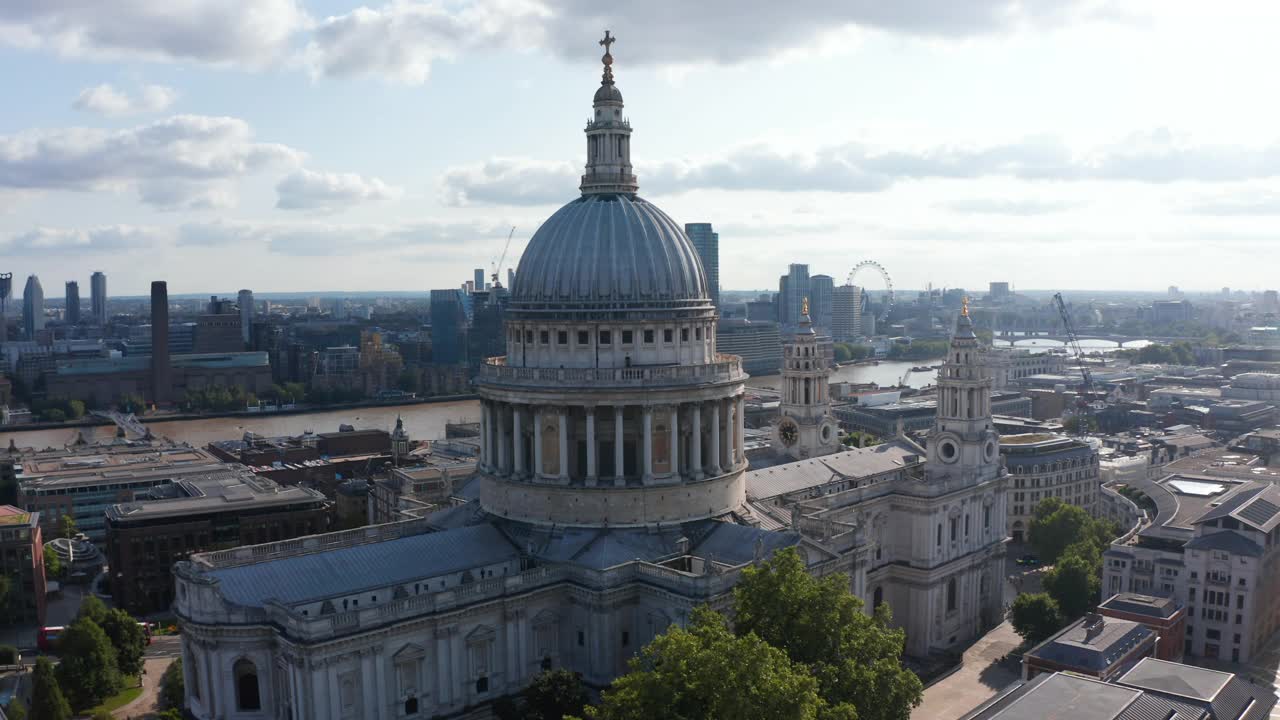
[{"x1": 913, "y1": 620, "x2": 1021, "y2": 720}]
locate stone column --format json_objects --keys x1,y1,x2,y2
[
  {"x1": 614, "y1": 406, "x2": 625, "y2": 486},
  {"x1": 736, "y1": 396, "x2": 746, "y2": 465},
  {"x1": 480, "y1": 401, "x2": 491, "y2": 471},
  {"x1": 558, "y1": 408, "x2": 570, "y2": 482},
  {"x1": 669, "y1": 405, "x2": 680, "y2": 480},
  {"x1": 496, "y1": 403, "x2": 508, "y2": 475},
  {"x1": 327, "y1": 665, "x2": 341, "y2": 720},
  {"x1": 513, "y1": 405, "x2": 525, "y2": 478},
  {"x1": 533, "y1": 408, "x2": 544, "y2": 480},
  {"x1": 708, "y1": 401, "x2": 722, "y2": 476},
  {"x1": 361, "y1": 652, "x2": 377, "y2": 720},
  {"x1": 691, "y1": 403, "x2": 703, "y2": 480},
  {"x1": 725, "y1": 400, "x2": 735, "y2": 470},
  {"x1": 642, "y1": 405, "x2": 653, "y2": 483},
  {"x1": 586, "y1": 409, "x2": 598, "y2": 486}
]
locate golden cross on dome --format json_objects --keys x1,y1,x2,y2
[
  {"x1": 802, "y1": 296, "x2": 810, "y2": 316},
  {"x1": 599, "y1": 30, "x2": 616, "y2": 54},
  {"x1": 961, "y1": 296, "x2": 970, "y2": 317}
]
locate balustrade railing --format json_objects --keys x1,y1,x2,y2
[{"x1": 479, "y1": 355, "x2": 745, "y2": 387}]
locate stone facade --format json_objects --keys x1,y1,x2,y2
[{"x1": 771, "y1": 304, "x2": 841, "y2": 461}]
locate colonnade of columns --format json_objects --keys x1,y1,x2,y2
[{"x1": 479, "y1": 396, "x2": 745, "y2": 486}]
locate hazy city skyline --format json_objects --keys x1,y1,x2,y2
[{"x1": 3, "y1": 3, "x2": 1280, "y2": 294}]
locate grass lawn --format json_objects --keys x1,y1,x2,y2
[{"x1": 84, "y1": 676, "x2": 143, "y2": 715}]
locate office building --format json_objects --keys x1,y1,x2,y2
[
  {"x1": 105, "y1": 467, "x2": 331, "y2": 614},
  {"x1": 716, "y1": 319, "x2": 782, "y2": 375},
  {"x1": 809, "y1": 274, "x2": 833, "y2": 335},
  {"x1": 962, "y1": 660, "x2": 1275, "y2": 720},
  {"x1": 65, "y1": 281, "x2": 81, "y2": 325},
  {"x1": 1002, "y1": 433, "x2": 1101, "y2": 543},
  {"x1": 989, "y1": 281, "x2": 1010, "y2": 301},
  {"x1": 1103, "y1": 472, "x2": 1280, "y2": 662},
  {"x1": 0, "y1": 504, "x2": 46, "y2": 626},
  {"x1": 832, "y1": 284, "x2": 862, "y2": 340},
  {"x1": 429, "y1": 289, "x2": 466, "y2": 365},
  {"x1": 90, "y1": 270, "x2": 107, "y2": 325},
  {"x1": 1022, "y1": 612, "x2": 1155, "y2": 682},
  {"x1": 473, "y1": 268, "x2": 486, "y2": 292},
  {"x1": 778, "y1": 263, "x2": 810, "y2": 330},
  {"x1": 12, "y1": 441, "x2": 230, "y2": 544},
  {"x1": 1097, "y1": 593, "x2": 1187, "y2": 662},
  {"x1": 152, "y1": 281, "x2": 171, "y2": 404},
  {"x1": 238, "y1": 289, "x2": 254, "y2": 346},
  {"x1": 0, "y1": 272, "x2": 11, "y2": 342},
  {"x1": 22, "y1": 274, "x2": 43, "y2": 340},
  {"x1": 684, "y1": 222, "x2": 720, "y2": 307}
]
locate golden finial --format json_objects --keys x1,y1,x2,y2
[
  {"x1": 801, "y1": 296, "x2": 810, "y2": 316},
  {"x1": 961, "y1": 296, "x2": 970, "y2": 317}
]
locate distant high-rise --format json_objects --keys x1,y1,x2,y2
[
  {"x1": 832, "y1": 284, "x2": 862, "y2": 341},
  {"x1": 238, "y1": 289, "x2": 254, "y2": 346},
  {"x1": 778, "y1": 263, "x2": 810, "y2": 330},
  {"x1": 684, "y1": 223, "x2": 720, "y2": 306},
  {"x1": 65, "y1": 281, "x2": 81, "y2": 325},
  {"x1": 151, "y1": 281, "x2": 171, "y2": 404},
  {"x1": 809, "y1": 274, "x2": 833, "y2": 335},
  {"x1": 22, "y1": 275, "x2": 44, "y2": 340},
  {"x1": 0, "y1": 273, "x2": 11, "y2": 342},
  {"x1": 473, "y1": 269, "x2": 486, "y2": 292},
  {"x1": 989, "y1": 281, "x2": 1010, "y2": 301},
  {"x1": 506, "y1": 268, "x2": 516, "y2": 290},
  {"x1": 429, "y1": 289, "x2": 466, "y2": 365},
  {"x1": 90, "y1": 271, "x2": 107, "y2": 325}
]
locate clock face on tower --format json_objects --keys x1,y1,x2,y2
[{"x1": 779, "y1": 419, "x2": 799, "y2": 447}]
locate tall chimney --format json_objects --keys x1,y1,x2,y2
[{"x1": 150, "y1": 281, "x2": 171, "y2": 405}]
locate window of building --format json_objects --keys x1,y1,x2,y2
[
  {"x1": 1236, "y1": 614, "x2": 1243, "y2": 625},
  {"x1": 949, "y1": 518, "x2": 957, "y2": 542},
  {"x1": 234, "y1": 659, "x2": 261, "y2": 711},
  {"x1": 1237, "y1": 594, "x2": 1244, "y2": 609},
  {"x1": 599, "y1": 330, "x2": 612, "y2": 345},
  {"x1": 984, "y1": 507, "x2": 991, "y2": 529},
  {"x1": 1234, "y1": 633, "x2": 1242, "y2": 644},
  {"x1": 936, "y1": 524, "x2": 942, "y2": 547},
  {"x1": 965, "y1": 515, "x2": 970, "y2": 536},
  {"x1": 644, "y1": 329, "x2": 654, "y2": 344},
  {"x1": 947, "y1": 578, "x2": 957, "y2": 612},
  {"x1": 577, "y1": 630, "x2": 585, "y2": 647},
  {"x1": 524, "y1": 330, "x2": 533, "y2": 344},
  {"x1": 681, "y1": 327, "x2": 690, "y2": 342},
  {"x1": 578, "y1": 330, "x2": 589, "y2": 345},
  {"x1": 695, "y1": 326, "x2": 703, "y2": 340},
  {"x1": 622, "y1": 330, "x2": 634, "y2": 344},
  {"x1": 557, "y1": 331, "x2": 568, "y2": 345},
  {"x1": 540, "y1": 330, "x2": 549, "y2": 345},
  {"x1": 621, "y1": 631, "x2": 630, "y2": 647},
  {"x1": 664, "y1": 328, "x2": 673, "y2": 343}
]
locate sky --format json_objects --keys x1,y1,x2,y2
[{"x1": 2, "y1": 1, "x2": 1280, "y2": 297}]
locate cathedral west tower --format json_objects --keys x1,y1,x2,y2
[{"x1": 772, "y1": 297, "x2": 840, "y2": 460}]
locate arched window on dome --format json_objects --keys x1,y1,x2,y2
[{"x1": 234, "y1": 658, "x2": 261, "y2": 711}]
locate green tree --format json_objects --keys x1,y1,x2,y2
[
  {"x1": 43, "y1": 545, "x2": 63, "y2": 579},
  {"x1": 515, "y1": 669, "x2": 590, "y2": 720},
  {"x1": 56, "y1": 617, "x2": 122, "y2": 709},
  {"x1": 159, "y1": 657, "x2": 185, "y2": 710},
  {"x1": 733, "y1": 547, "x2": 923, "y2": 720},
  {"x1": 76, "y1": 595, "x2": 108, "y2": 625},
  {"x1": 1008, "y1": 593, "x2": 1065, "y2": 645},
  {"x1": 100, "y1": 608, "x2": 147, "y2": 677},
  {"x1": 43, "y1": 409, "x2": 67, "y2": 423},
  {"x1": 0, "y1": 574, "x2": 10, "y2": 607},
  {"x1": 1043, "y1": 550, "x2": 1101, "y2": 619},
  {"x1": 30, "y1": 656, "x2": 72, "y2": 720},
  {"x1": 59, "y1": 514, "x2": 77, "y2": 541},
  {"x1": 834, "y1": 344, "x2": 854, "y2": 363},
  {"x1": 66, "y1": 400, "x2": 85, "y2": 419},
  {"x1": 1028, "y1": 500, "x2": 1093, "y2": 565},
  {"x1": 5, "y1": 697, "x2": 27, "y2": 720},
  {"x1": 157, "y1": 710, "x2": 184, "y2": 720},
  {"x1": 90, "y1": 710, "x2": 114, "y2": 720},
  {"x1": 588, "y1": 605, "x2": 836, "y2": 720}
]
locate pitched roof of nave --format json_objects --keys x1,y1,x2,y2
[
  {"x1": 745, "y1": 440, "x2": 925, "y2": 502},
  {"x1": 205, "y1": 523, "x2": 521, "y2": 608}
]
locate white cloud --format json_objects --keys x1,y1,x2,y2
[
  {"x1": 441, "y1": 131, "x2": 1280, "y2": 205},
  {"x1": 275, "y1": 169, "x2": 402, "y2": 212},
  {"x1": 74, "y1": 83, "x2": 177, "y2": 116},
  {"x1": 0, "y1": 115, "x2": 303, "y2": 209},
  {"x1": 4, "y1": 225, "x2": 164, "y2": 255},
  {"x1": 177, "y1": 219, "x2": 510, "y2": 256},
  {"x1": 301, "y1": 0, "x2": 1110, "y2": 84},
  {"x1": 0, "y1": 0, "x2": 308, "y2": 66}
]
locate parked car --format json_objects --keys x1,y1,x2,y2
[{"x1": 1017, "y1": 554, "x2": 1041, "y2": 567}]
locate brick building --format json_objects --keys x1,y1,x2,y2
[
  {"x1": 1098, "y1": 592, "x2": 1187, "y2": 662},
  {"x1": 0, "y1": 505, "x2": 47, "y2": 626}
]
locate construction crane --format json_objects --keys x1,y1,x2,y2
[
  {"x1": 1052, "y1": 292, "x2": 1097, "y2": 433},
  {"x1": 490, "y1": 226, "x2": 516, "y2": 289}
]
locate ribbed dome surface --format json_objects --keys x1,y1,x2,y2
[{"x1": 511, "y1": 194, "x2": 710, "y2": 307}]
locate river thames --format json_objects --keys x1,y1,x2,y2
[{"x1": 0, "y1": 338, "x2": 1149, "y2": 449}]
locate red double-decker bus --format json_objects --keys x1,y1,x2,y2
[{"x1": 37, "y1": 626, "x2": 64, "y2": 652}]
